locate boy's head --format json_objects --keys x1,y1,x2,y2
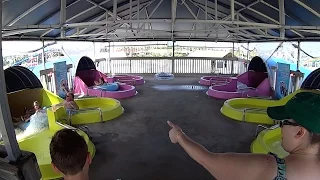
[
  {"x1": 50, "y1": 129, "x2": 91, "y2": 177},
  {"x1": 66, "y1": 92, "x2": 74, "y2": 102}
]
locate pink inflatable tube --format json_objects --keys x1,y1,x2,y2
[
  {"x1": 199, "y1": 71, "x2": 250, "y2": 86},
  {"x1": 206, "y1": 77, "x2": 271, "y2": 100},
  {"x1": 87, "y1": 84, "x2": 137, "y2": 99},
  {"x1": 107, "y1": 75, "x2": 144, "y2": 85},
  {"x1": 199, "y1": 76, "x2": 230, "y2": 86}
]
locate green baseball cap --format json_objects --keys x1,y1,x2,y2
[{"x1": 267, "y1": 92, "x2": 320, "y2": 133}]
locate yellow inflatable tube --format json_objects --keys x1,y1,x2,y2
[
  {"x1": 220, "y1": 89, "x2": 318, "y2": 124},
  {"x1": 251, "y1": 128, "x2": 289, "y2": 158},
  {"x1": 7, "y1": 88, "x2": 96, "y2": 180},
  {"x1": 70, "y1": 97, "x2": 124, "y2": 125}
]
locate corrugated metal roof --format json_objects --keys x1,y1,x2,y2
[{"x1": 2, "y1": 0, "x2": 320, "y2": 42}]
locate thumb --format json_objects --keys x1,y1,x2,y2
[{"x1": 167, "y1": 121, "x2": 175, "y2": 128}]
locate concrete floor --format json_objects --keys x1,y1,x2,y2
[{"x1": 87, "y1": 76, "x2": 258, "y2": 180}]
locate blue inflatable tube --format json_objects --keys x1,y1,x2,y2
[
  {"x1": 95, "y1": 83, "x2": 119, "y2": 91},
  {"x1": 155, "y1": 72, "x2": 174, "y2": 80}
]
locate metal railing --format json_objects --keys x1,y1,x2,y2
[
  {"x1": 39, "y1": 57, "x2": 249, "y2": 92},
  {"x1": 95, "y1": 57, "x2": 248, "y2": 75}
]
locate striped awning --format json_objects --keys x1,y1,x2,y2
[
  {"x1": 4, "y1": 66, "x2": 42, "y2": 93},
  {"x1": 75, "y1": 56, "x2": 96, "y2": 74},
  {"x1": 301, "y1": 68, "x2": 320, "y2": 90}
]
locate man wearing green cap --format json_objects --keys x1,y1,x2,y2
[{"x1": 168, "y1": 91, "x2": 320, "y2": 180}]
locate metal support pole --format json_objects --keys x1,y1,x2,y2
[
  {"x1": 294, "y1": 41, "x2": 301, "y2": 90},
  {"x1": 215, "y1": 0, "x2": 218, "y2": 39},
  {"x1": 109, "y1": 42, "x2": 112, "y2": 74},
  {"x1": 93, "y1": 42, "x2": 96, "y2": 60},
  {"x1": 231, "y1": 42, "x2": 234, "y2": 74},
  {"x1": 113, "y1": 0, "x2": 117, "y2": 21},
  {"x1": 106, "y1": 11, "x2": 108, "y2": 34},
  {"x1": 232, "y1": 42, "x2": 235, "y2": 57},
  {"x1": 137, "y1": 0, "x2": 140, "y2": 32},
  {"x1": 129, "y1": 0, "x2": 132, "y2": 28},
  {"x1": 205, "y1": 0, "x2": 207, "y2": 30},
  {"x1": 60, "y1": 0, "x2": 66, "y2": 38},
  {"x1": 247, "y1": 42, "x2": 249, "y2": 61},
  {"x1": 279, "y1": 0, "x2": 285, "y2": 39},
  {"x1": 42, "y1": 40, "x2": 48, "y2": 89},
  {"x1": 297, "y1": 41, "x2": 300, "y2": 71},
  {"x1": 0, "y1": 1, "x2": 21, "y2": 162},
  {"x1": 172, "y1": 41, "x2": 175, "y2": 73},
  {"x1": 231, "y1": 0, "x2": 234, "y2": 22}
]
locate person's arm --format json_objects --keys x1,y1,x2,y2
[{"x1": 167, "y1": 121, "x2": 275, "y2": 180}]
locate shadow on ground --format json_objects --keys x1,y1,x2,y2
[{"x1": 87, "y1": 76, "x2": 258, "y2": 180}]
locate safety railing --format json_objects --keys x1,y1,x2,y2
[
  {"x1": 96, "y1": 57, "x2": 249, "y2": 75},
  {"x1": 39, "y1": 57, "x2": 249, "y2": 93}
]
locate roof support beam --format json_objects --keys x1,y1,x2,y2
[
  {"x1": 145, "y1": 9, "x2": 152, "y2": 29},
  {"x1": 6, "y1": 0, "x2": 49, "y2": 26},
  {"x1": 2, "y1": 28, "x2": 47, "y2": 37},
  {"x1": 41, "y1": 0, "x2": 110, "y2": 37},
  {"x1": 37, "y1": 0, "x2": 80, "y2": 25},
  {"x1": 130, "y1": 0, "x2": 132, "y2": 28},
  {"x1": 215, "y1": 0, "x2": 217, "y2": 20},
  {"x1": 189, "y1": 8, "x2": 200, "y2": 38},
  {"x1": 235, "y1": 0, "x2": 302, "y2": 37},
  {"x1": 60, "y1": 0, "x2": 66, "y2": 38},
  {"x1": 113, "y1": 0, "x2": 117, "y2": 21},
  {"x1": 137, "y1": 0, "x2": 140, "y2": 29},
  {"x1": 172, "y1": 0, "x2": 177, "y2": 38},
  {"x1": 188, "y1": 0, "x2": 259, "y2": 38},
  {"x1": 86, "y1": 0, "x2": 110, "y2": 11},
  {"x1": 80, "y1": 0, "x2": 154, "y2": 39},
  {"x1": 77, "y1": 13, "x2": 106, "y2": 35},
  {"x1": 184, "y1": 0, "x2": 198, "y2": 20},
  {"x1": 222, "y1": 0, "x2": 260, "y2": 21},
  {"x1": 63, "y1": 19, "x2": 280, "y2": 28},
  {"x1": 238, "y1": 13, "x2": 268, "y2": 35},
  {"x1": 279, "y1": 0, "x2": 285, "y2": 39},
  {"x1": 293, "y1": 0, "x2": 320, "y2": 19},
  {"x1": 230, "y1": 0, "x2": 234, "y2": 22},
  {"x1": 139, "y1": 0, "x2": 162, "y2": 29},
  {"x1": 260, "y1": 0, "x2": 304, "y2": 37}
]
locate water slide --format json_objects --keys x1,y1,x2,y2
[
  {"x1": 6, "y1": 87, "x2": 96, "y2": 180},
  {"x1": 4, "y1": 66, "x2": 124, "y2": 179}
]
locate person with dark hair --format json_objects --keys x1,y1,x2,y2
[
  {"x1": 50, "y1": 129, "x2": 91, "y2": 180},
  {"x1": 168, "y1": 91, "x2": 320, "y2": 180}
]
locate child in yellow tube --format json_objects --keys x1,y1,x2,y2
[{"x1": 52, "y1": 92, "x2": 79, "y2": 115}]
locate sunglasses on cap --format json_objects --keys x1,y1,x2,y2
[{"x1": 279, "y1": 120, "x2": 300, "y2": 128}]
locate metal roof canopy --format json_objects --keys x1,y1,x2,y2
[{"x1": 2, "y1": 0, "x2": 320, "y2": 43}]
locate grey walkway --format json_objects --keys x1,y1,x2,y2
[{"x1": 87, "y1": 76, "x2": 258, "y2": 180}]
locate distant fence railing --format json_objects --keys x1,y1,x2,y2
[
  {"x1": 96, "y1": 57, "x2": 248, "y2": 75},
  {"x1": 39, "y1": 57, "x2": 249, "y2": 92}
]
